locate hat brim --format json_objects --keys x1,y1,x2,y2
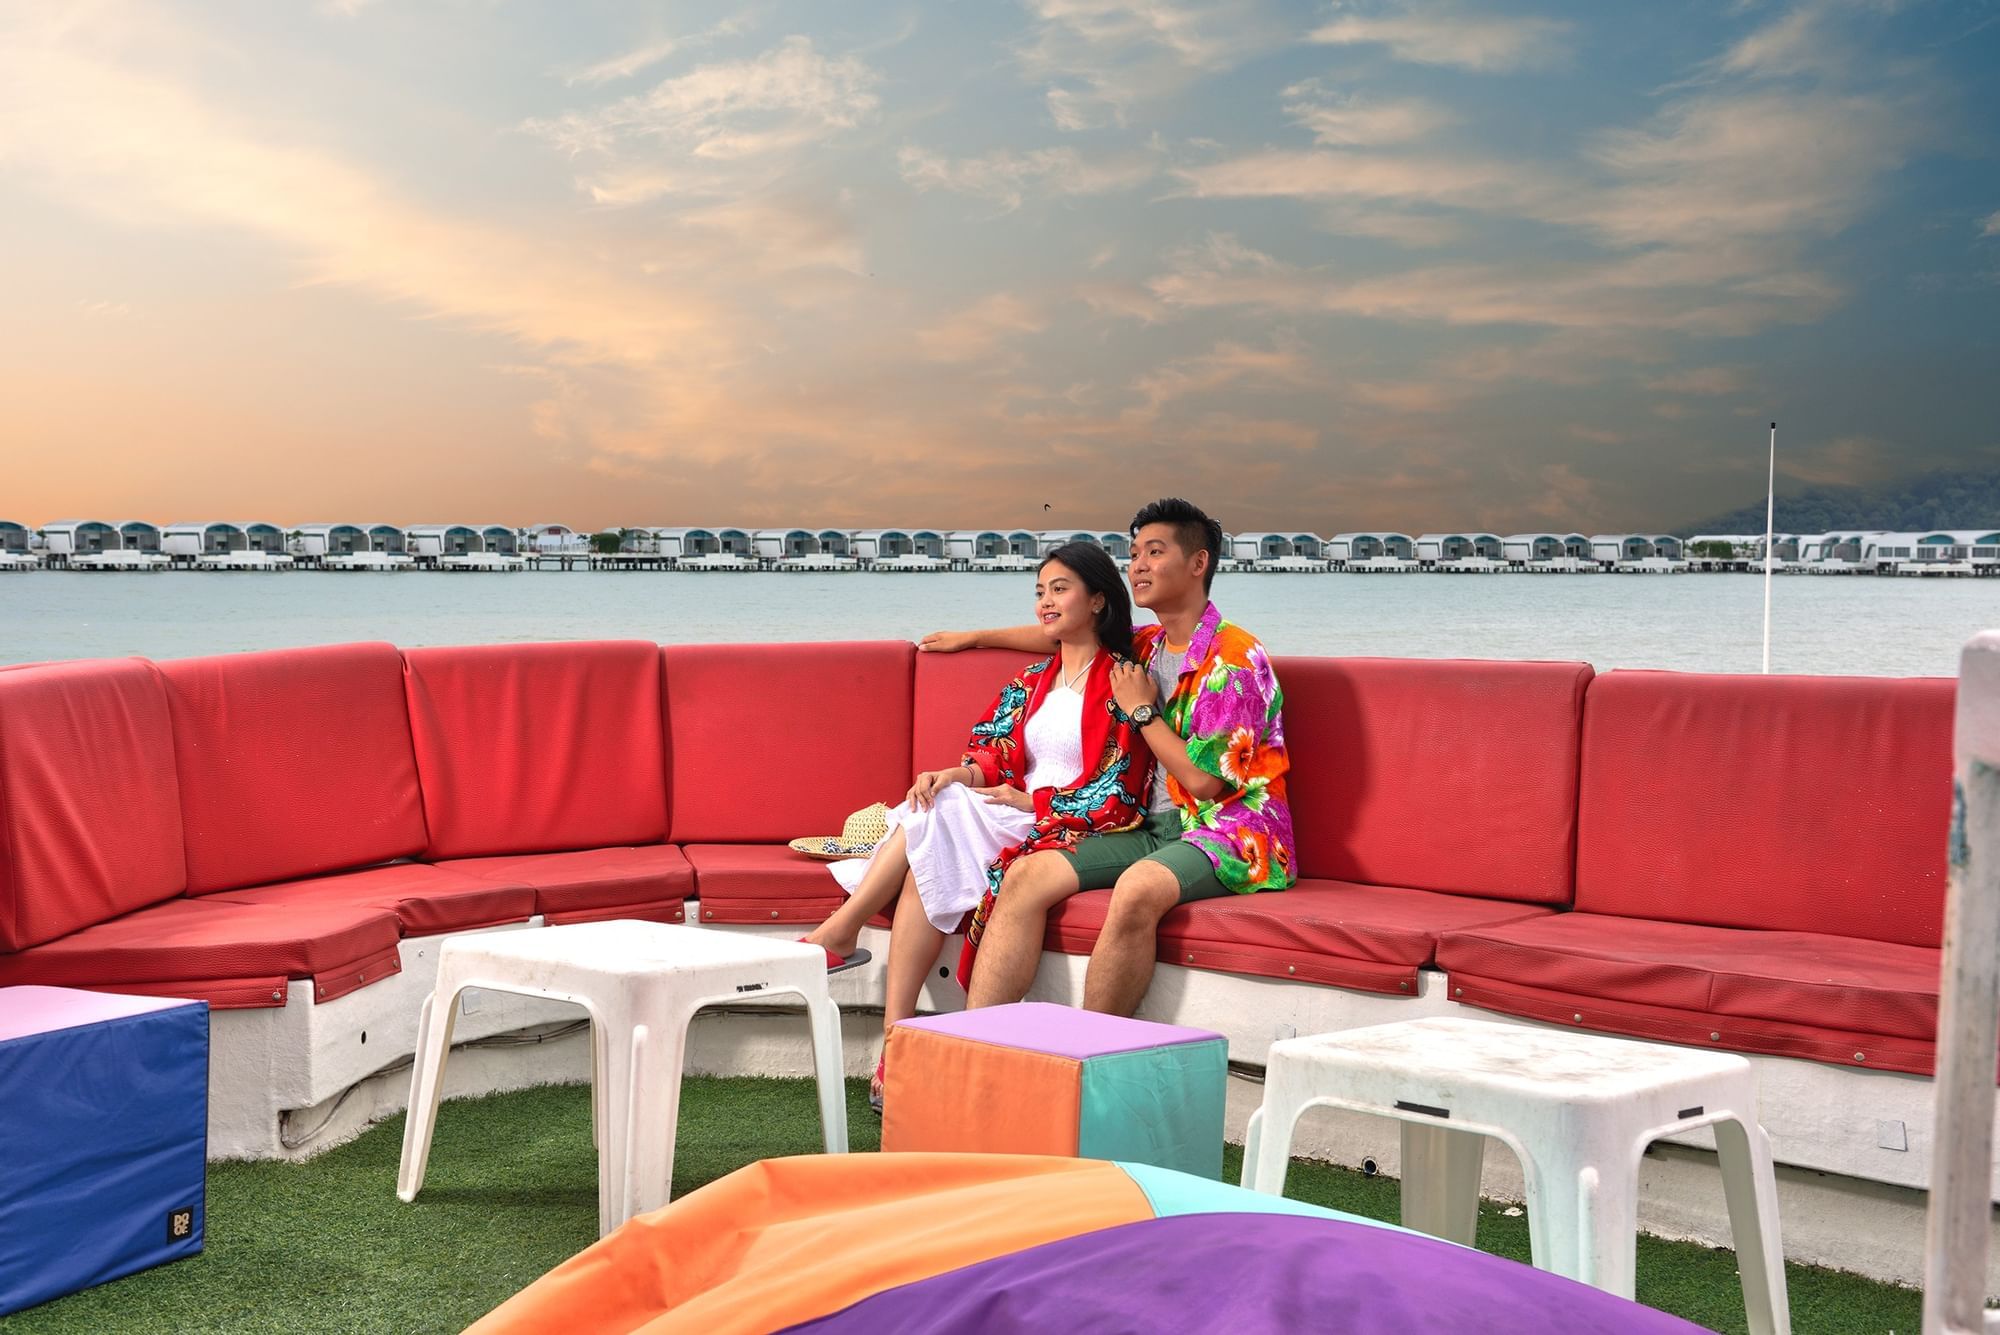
[{"x1": 788, "y1": 836, "x2": 880, "y2": 861}]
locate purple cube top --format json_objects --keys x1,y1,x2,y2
[
  {"x1": 896, "y1": 1002, "x2": 1225, "y2": 1062},
  {"x1": 0, "y1": 986, "x2": 199, "y2": 1045}
]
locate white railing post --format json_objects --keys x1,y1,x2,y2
[{"x1": 1924, "y1": 630, "x2": 2000, "y2": 1333}]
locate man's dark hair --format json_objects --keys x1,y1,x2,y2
[{"x1": 1129, "y1": 497, "x2": 1225, "y2": 593}]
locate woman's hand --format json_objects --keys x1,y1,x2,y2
[
  {"x1": 974, "y1": 786, "x2": 1034, "y2": 813},
  {"x1": 907, "y1": 767, "x2": 968, "y2": 810},
  {"x1": 919, "y1": 630, "x2": 977, "y2": 653},
  {"x1": 1110, "y1": 660, "x2": 1157, "y2": 717}
]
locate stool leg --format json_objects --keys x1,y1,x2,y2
[
  {"x1": 396, "y1": 988, "x2": 460, "y2": 1203},
  {"x1": 1714, "y1": 1117, "x2": 1792, "y2": 1335},
  {"x1": 618, "y1": 1012, "x2": 690, "y2": 1229},
  {"x1": 1529, "y1": 1159, "x2": 1638, "y2": 1298},
  {"x1": 805, "y1": 995, "x2": 848, "y2": 1154},
  {"x1": 1400, "y1": 1122, "x2": 1485, "y2": 1246},
  {"x1": 1239, "y1": 1107, "x2": 1263, "y2": 1188},
  {"x1": 1246, "y1": 1090, "x2": 1301, "y2": 1197}
]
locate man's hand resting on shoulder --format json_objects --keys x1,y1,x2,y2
[
  {"x1": 918, "y1": 630, "x2": 978, "y2": 653},
  {"x1": 918, "y1": 625, "x2": 1052, "y2": 654}
]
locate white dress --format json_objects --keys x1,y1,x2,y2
[{"x1": 829, "y1": 680, "x2": 1087, "y2": 933}]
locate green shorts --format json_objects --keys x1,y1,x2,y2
[{"x1": 1058, "y1": 808, "x2": 1231, "y2": 903}]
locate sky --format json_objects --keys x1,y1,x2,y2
[{"x1": 1, "y1": 0, "x2": 1996, "y2": 535}]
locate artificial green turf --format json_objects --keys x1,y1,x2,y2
[{"x1": 7, "y1": 1078, "x2": 1922, "y2": 1334}]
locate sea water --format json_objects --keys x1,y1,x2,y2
[{"x1": 0, "y1": 571, "x2": 1994, "y2": 676}]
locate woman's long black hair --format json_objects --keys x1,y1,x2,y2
[{"x1": 1040, "y1": 541, "x2": 1136, "y2": 660}]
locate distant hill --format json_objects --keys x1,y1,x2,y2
[{"x1": 1680, "y1": 468, "x2": 2000, "y2": 536}]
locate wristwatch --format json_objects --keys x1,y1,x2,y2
[{"x1": 1129, "y1": 702, "x2": 1160, "y2": 727}]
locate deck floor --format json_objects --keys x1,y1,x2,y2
[{"x1": 7, "y1": 1078, "x2": 1923, "y2": 1334}]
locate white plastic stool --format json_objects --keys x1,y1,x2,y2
[
  {"x1": 1242, "y1": 1016, "x2": 1789, "y2": 1334},
  {"x1": 396, "y1": 921, "x2": 847, "y2": 1235}
]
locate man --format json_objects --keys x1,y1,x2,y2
[{"x1": 920, "y1": 497, "x2": 1294, "y2": 1016}]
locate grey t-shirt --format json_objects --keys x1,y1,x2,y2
[{"x1": 1146, "y1": 641, "x2": 1188, "y2": 811}]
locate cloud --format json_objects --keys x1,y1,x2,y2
[
  {"x1": 565, "y1": 16, "x2": 756, "y2": 87},
  {"x1": 916, "y1": 294, "x2": 1049, "y2": 363},
  {"x1": 1281, "y1": 81, "x2": 1455, "y2": 147},
  {"x1": 1308, "y1": 6, "x2": 1572, "y2": 73},
  {"x1": 1982, "y1": 209, "x2": 2000, "y2": 237},
  {"x1": 525, "y1": 36, "x2": 879, "y2": 164},
  {"x1": 1647, "y1": 366, "x2": 1746, "y2": 395},
  {"x1": 897, "y1": 145, "x2": 1157, "y2": 211},
  {"x1": 1017, "y1": 0, "x2": 1283, "y2": 129},
  {"x1": 1128, "y1": 338, "x2": 1316, "y2": 414},
  {"x1": 1567, "y1": 425, "x2": 1626, "y2": 445}
]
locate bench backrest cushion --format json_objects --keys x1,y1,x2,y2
[
  {"x1": 664, "y1": 642, "x2": 913, "y2": 843},
  {"x1": 161, "y1": 643, "x2": 428, "y2": 894},
  {"x1": 912, "y1": 649, "x2": 1045, "y2": 776},
  {"x1": 1574, "y1": 670, "x2": 1955, "y2": 946},
  {"x1": 0, "y1": 659, "x2": 187, "y2": 950},
  {"x1": 403, "y1": 641, "x2": 668, "y2": 859},
  {"x1": 1277, "y1": 657, "x2": 1593, "y2": 904}
]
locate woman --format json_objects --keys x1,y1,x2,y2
[{"x1": 804, "y1": 542, "x2": 1153, "y2": 1109}]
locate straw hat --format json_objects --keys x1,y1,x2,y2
[{"x1": 788, "y1": 802, "x2": 891, "y2": 861}]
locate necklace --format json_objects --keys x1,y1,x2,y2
[{"x1": 1060, "y1": 652, "x2": 1096, "y2": 692}]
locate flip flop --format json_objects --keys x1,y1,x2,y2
[{"x1": 799, "y1": 939, "x2": 873, "y2": 975}]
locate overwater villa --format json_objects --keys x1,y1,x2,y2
[
  {"x1": 754, "y1": 530, "x2": 852, "y2": 570},
  {"x1": 522, "y1": 523, "x2": 587, "y2": 556},
  {"x1": 1097, "y1": 531, "x2": 1133, "y2": 559},
  {"x1": 160, "y1": 521, "x2": 293, "y2": 570},
  {"x1": 851, "y1": 528, "x2": 946, "y2": 569},
  {"x1": 1589, "y1": 533, "x2": 1686, "y2": 573},
  {"x1": 1417, "y1": 532, "x2": 1506, "y2": 572},
  {"x1": 0, "y1": 520, "x2": 38, "y2": 569},
  {"x1": 945, "y1": 529, "x2": 1004, "y2": 567},
  {"x1": 646, "y1": 527, "x2": 719, "y2": 560},
  {"x1": 404, "y1": 523, "x2": 519, "y2": 572},
  {"x1": 1503, "y1": 532, "x2": 1594, "y2": 572},
  {"x1": 43, "y1": 518, "x2": 121, "y2": 559},
  {"x1": 1860, "y1": 531, "x2": 1997, "y2": 577},
  {"x1": 1037, "y1": 529, "x2": 1099, "y2": 557},
  {"x1": 1327, "y1": 531, "x2": 1418, "y2": 571},
  {"x1": 1796, "y1": 531, "x2": 1876, "y2": 573},
  {"x1": 1229, "y1": 531, "x2": 1330, "y2": 572}
]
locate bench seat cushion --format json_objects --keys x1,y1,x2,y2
[
  {"x1": 0, "y1": 898, "x2": 402, "y2": 1010},
  {"x1": 1047, "y1": 880, "x2": 1556, "y2": 996},
  {"x1": 440, "y1": 846, "x2": 692, "y2": 925},
  {"x1": 403, "y1": 641, "x2": 668, "y2": 859},
  {"x1": 0, "y1": 659, "x2": 187, "y2": 951},
  {"x1": 1438, "y1": 913, "x2": 1945, "y2": 1075},
  {"x1": 160, "y1": 642, "x2": 427, "y2": 895},
  {"x1": 683, "y1": 845, "x2": 893, "y2": 928},
  {"x1": 207, "y1": 863, "x2": 536, "y2": 936}
]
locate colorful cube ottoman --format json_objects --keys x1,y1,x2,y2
[
  {"x1": 0, "y1": 986, "x2": 208, "y2": 1317},
  {"x1": 882, "y1": 1001, "x2": 1227, "y2": 1178}
]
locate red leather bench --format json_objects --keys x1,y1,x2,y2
[
  {"x1": 1437, "y1": 670, "x2": 1956, "y2": 1075},
  {"x1": 0, "y1": 638, "x2": 1963, "y2": 1089}
]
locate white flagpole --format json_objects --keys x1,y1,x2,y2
[{"x1": 1762, "y1": 421, "x2": 1777, "y2": 675}]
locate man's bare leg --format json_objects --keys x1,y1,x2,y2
[
  {"x1": 964, "y1": 851, "x2": 1079, "y2": 1009},
  {"x1": 802, "y1": 826, "x2": 910, "y2": 957},
  {"x1": 882, "y1": 868, "x2": 945, "y2": 1034},
  {"x1": 1081, "y1": 861, "x2": 1180, "y2": 1016}
]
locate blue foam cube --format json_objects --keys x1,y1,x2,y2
[{"x1": 0, "y1": 986, "x2": 208, "y2": 1316}]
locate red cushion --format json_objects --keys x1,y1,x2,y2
[
  {"x1": 665, "y1": 643, "x2": 913, "y2": 843},
  {"x1": 403, "y1": 642, "x2": 667, "y2": 859},
  {"x1": 912, "y1": 650, "x2": 1043, "y2": 774},
  {"x1": 1439, "y1": 913, "x2": 1946, "y2": 1075},
  {"x1": 1575, "y1": 671, "x2": 1954, "y2": 945},
  {"x1": 684, "y1": 845, "x2": 862, "y2": 925},
  {"x1": 1277, "y1": 657, "x2": 1592, "y2": 904},
  {"x1": 207, "y1": 863, "x2": 535, "y2": 935},
  {"x1": 439, "y1": 846, "x2": 692, "y2": 925},
  {"x1": 0, "y1": 896, "x2": 401, "y2": 1008},
  {"x1": 160, "y1": 643, "x2": 428, "y2": 894},
  {"x1": 1047, "y1": 881, "x2": 1555, "y2": 995},
  {"x1": 0, "y1": 659, "x2": 186, "y2": 951}
]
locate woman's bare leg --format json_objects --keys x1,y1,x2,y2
[
  {"x1": 883, "y1": 868, "x2": 947, "y2": 1035},
  {"x1": 804, "y1": 825, "x2": 910, "y2": 956}
]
